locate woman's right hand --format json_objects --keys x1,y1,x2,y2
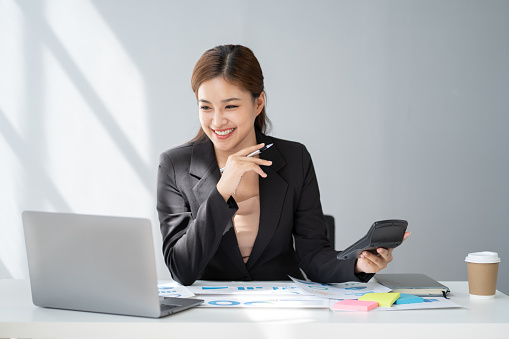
[{"x1": 216, "y1": 143, "x2": 272, "y2": 201}]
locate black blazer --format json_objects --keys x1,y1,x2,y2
[{"x1": 157, "y1": 131, "x2": 371, "y2": 285}]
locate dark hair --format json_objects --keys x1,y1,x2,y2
[{"x1": 190, "y1": 45, "x2": 271, "y2": 142}]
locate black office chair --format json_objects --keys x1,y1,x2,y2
[{"x1": 323, "y1": 214, "x2": 335, "y2": 249}]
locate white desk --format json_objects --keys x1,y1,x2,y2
[{"x1": 1, "y1": 279, "x2": 509, "y2": 339}]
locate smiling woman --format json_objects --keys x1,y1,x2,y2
[
  {"x1": 197, "y1": 77, "x2": 265, "y2": 168},
  {"x1": 156, "y1": 45, "x2": 403, "y2": 286},
  {"x1": 191, "y1": 44, "x2": 270, "y2": 142}
]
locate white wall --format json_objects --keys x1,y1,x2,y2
[{"x1": 1, "y1": 0, "x2": 508, "y2": 293}]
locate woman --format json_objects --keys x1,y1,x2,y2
[{"x1": 157, "y1": 45, "x2": 403, "y2": 286}]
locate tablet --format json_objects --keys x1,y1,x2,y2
[{"x1": 336, "y1": 220, "x2": 408, "y2": 260}]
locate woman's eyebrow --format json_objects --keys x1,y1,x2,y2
[
  {"x1": 198, "y1": 98, "x2": 241, "y2": 104},
  {"x1": 221, "y1": 97, "x2": 241, "y2": 103}
]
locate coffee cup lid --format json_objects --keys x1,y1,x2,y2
[{"x1": 465, "y1": 251, "x2": 501, "y2": 263}]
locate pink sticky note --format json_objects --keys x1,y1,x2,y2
[{"x1": 333, "y1": 299, "x2": 379, "y2": 312}]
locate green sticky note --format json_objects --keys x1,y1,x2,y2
[{"x1": 359, "y1": 293, "x2": 400, "y2": 307}]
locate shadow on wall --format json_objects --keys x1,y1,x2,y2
[
  {"x1": 0, "y1": 259, "x2": 13, "y2": 280},
  {"x1": 0, "y1": 108, "x2": 72, "y2": 212},
  {"x1": 14, "y1": 0, "x2": 153, "y2": 193}
]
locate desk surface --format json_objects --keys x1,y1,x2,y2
[{"x1": 1, "y1": 279, "x2": 509, "y2": 339}]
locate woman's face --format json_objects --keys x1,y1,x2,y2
[{"x1": 198, "y1": 77, "x2": 264, "y2": 154}]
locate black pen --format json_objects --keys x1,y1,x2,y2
[{"x1": 220, "y1": 143, "x2": 274, "y2": 173}]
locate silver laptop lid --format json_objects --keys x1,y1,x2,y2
[{"x1": 22, "y1": 211, "x2": 161, "y2": 318}]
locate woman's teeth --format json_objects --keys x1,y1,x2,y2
[{"x1": 214, "y1": 128, "x2": 235, "y2": 136}]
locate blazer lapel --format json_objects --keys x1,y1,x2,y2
[
  {"x1": 247, "y1": 132, "x2": 288, "y2": 270},
  {"x1": 190, "y1": 139, "x2": 218, "y2": 206},
  {"x1": 189, "y1": 139, "x2": 250, "y2": 277}
]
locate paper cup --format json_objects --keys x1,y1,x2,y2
[{"x1": 465, "y1": 251, "x2": 500, "y2": 299}]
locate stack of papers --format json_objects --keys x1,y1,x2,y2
[
  {"x1": 157, "y1": 277, "x2": 461, "y2": 310},
  {"x1": 184, "y1": 281, "x2": 328, "y2": 308}
]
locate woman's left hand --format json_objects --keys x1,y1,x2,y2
[{"x1": 354, "y1": 232, "x2": 410, "y2": 274}]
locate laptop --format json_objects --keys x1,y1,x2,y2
[{"x1": 22, "y1": 211, "x2": 203, "y2": 318}]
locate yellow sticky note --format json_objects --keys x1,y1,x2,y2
[{"x1": 359, "y1": 293, "x2": 400, "y2": 307}]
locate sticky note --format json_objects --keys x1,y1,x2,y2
[
  {"x1": 394, "y1": 293, "x2": 424, "y2": 305},
  {"x1": 333, "y1": 299, "x2": 378, "y2": 312},
  {"x1": 359, "y1": 293, "x2": 400, "y2": 307}
]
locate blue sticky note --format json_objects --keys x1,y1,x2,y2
[{"x1": 394, "y1": 293, "x2": 424, "y2": 305}]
